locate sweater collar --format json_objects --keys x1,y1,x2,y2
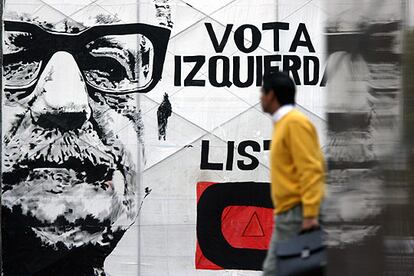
[{"x1": 272, "y1": 104, "x2": 294, "y2": 123}]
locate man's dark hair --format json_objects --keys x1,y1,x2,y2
[{"x1": 262, "y1": 71, "x2": 296, "y2": 105}]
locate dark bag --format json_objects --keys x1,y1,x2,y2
[{"x1": 275, "y1": 228, "x2": 326, "y2": 276}]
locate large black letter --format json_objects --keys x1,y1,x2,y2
[
  {"x1": 226, "y1": 141, "x2": 235, "y2": 171},
  {"x1": 264, "y1": 55, "x2": 281, "y2": 75},
  {"x1": 262, "y1": 22, "x2": 289, "y2": 51},
  {"x1": 205, "y1": 23, "x2": 233, "y2": 53},
  {"x1": 200, "y1": 140, "x2": 223, "y2": 170},
  {"x1": 304, "y1": 56, "x2": 320, "y2": 85},
  {"x1": 234, "y1": 24, "x2": 262, "y2": 53},
  {"x1": 233, "y1": 56, "x2": 254, "y2": 88},
  {"x1": 237, "y1": 140, "x2": 260, "y2": 170},
  {"x1": 289, "y1": 23, "x2": 315, "y2": 53},
  {"x1": 256, "y1": 56, "x2": 263, "y2": 86},
  {"x1": 283, "y1": 55, "x2": 301, "y2": 85},
  {"x1": 209, "y1": 56, "x2": 232, "y2": 87},
  {"x1": 174, "y1": 55, "x2": 181, "y2": 86},
  {"x1": 183, "y1": 56, "x2": 205, "y2": 86}
]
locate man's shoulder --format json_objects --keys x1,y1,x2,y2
[{"x1": 284, "y1": 109, "x2": 311, "y2": 125}]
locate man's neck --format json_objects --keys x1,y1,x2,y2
[{"x1": 271, "y1": 104, "x2": 294, "y2": 123}]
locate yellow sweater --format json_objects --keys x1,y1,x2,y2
[{"x1": 270, "y1": 109, "x2": 325, "y2": 217}]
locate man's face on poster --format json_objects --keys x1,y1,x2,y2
[{"x1": 1, "y1": 2, "x2": 170, "y2": 273}]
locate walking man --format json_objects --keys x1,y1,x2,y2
[{"x1": 261, "y1": 71, "x2": 326, "y2": 275}]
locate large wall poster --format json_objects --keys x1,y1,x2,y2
[
  {"x1": 141, "y1": 0, "x2": 326, "y2": 275},
  {"x1": 2, "y1": 0, "x2": 326, "y2": 275},
  {"x1": 2, "y1": 0, "x2": 172, "y2": 275},
  {"x1": 324, "y1": 0, "x2": 403, "y2": 275}
]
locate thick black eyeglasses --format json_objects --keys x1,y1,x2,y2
[{"x1": 3, "y1": 20, "x2": 171, "y2": 96}]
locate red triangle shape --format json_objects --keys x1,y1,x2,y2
[{"x1": 242, "y1": 211, "x2": 265, "y2": 237}]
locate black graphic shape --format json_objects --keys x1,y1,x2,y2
[
  {"x1": 242, "y1": 211, "x2": 265, "y2": 237},
  {"x1": 197, "y1": 182, "x2": 272, "y2": 270},
  {"x1": 157, "y1": 93, "x2": 172, "y2": 140},
  {"x1": 4, "y1": 20, "x2": 171, "y2": 95},
  {"x1": 2, "y1": 206, "x2": 124, "y2": 276}
]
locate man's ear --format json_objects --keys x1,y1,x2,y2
[
  {"x1": 269, "y1": 90, "x2": 277, "y2": 103},
  {"x1": 272, "y1": 92, "x2": 281, "y2": 109}
]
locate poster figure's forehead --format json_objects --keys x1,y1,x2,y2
[
  {"x1": 326, "y1": 0, "x2": 401, "y2": 32},
  {"x1": 4, "y1": 0, "x2": 171, "y2": 32}
]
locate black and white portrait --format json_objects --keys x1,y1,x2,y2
[{"x1": 2, "y1": 0, "x2": 172, "y2": 275}]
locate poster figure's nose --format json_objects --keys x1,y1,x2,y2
[{"x1": 31, "y1": 51, "x2": 91, "y2": 131}]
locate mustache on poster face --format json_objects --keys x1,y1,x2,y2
[{"x1": 3, "y1": 117, "x2": 131, "y2": 186}]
